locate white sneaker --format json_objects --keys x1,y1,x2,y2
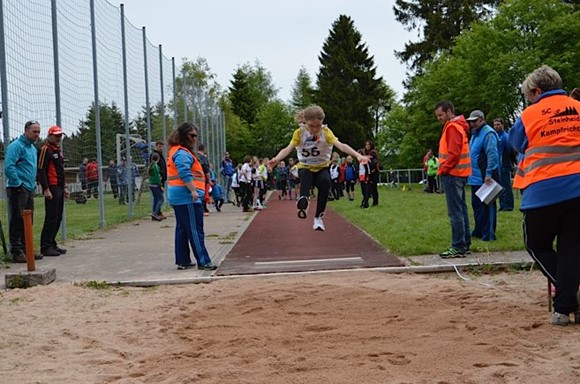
[{"x1": 313, "y1": 216, "x2": 325, "y2": 231}]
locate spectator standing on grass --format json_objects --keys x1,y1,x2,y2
[
  {"x1": 424, "y1": 151, "x2": 439, "y2": 193},
  {"x1": 508, "y1": 65, "x2": 580, "y2": 326},
  {"x1": 86, "y1": 159, "x2": 99, "y2": 199},
  {"x1": 363, "y1": 140, "x2": 380, "y2": 206},
  {"x1": 78, "y1": 157, "x2": 88, "y2": 194},
  {"x1": 466, "y1": 110, "x2": 500, "y2": 242},
  {"x1": 4, "y1": 120, "x2": 42, "y2": 263},
  {"x1": 106, "y1": 159, "x2": 119, "y2": 199},
  {"x1": 231, "y1": 164, "x2": 242, "y2": 207},
  {"x1": 493, "y1": 117, "x2": 515, "y2": 211},
  {"x1": 268, "y1": 105, "x2": 368, "y2": 231},
  {"x1": 148, "y1": 152, "x2": 165, "y2": 221},
  {"x1": 434, "y1": 100, "x2": 472, "y2": 258},
  {"x1": 150, "y1": 141, "x2": 167, "y2": 187},
  {"x1": 344, "y1": 155, "x2": 357, "y2": 201},
  {"x1": 167, "y1": 122, "x2": 217, "y2": 271},
  {"x1": 38, "y1": 125, "x2": 69, "y2": 257}
]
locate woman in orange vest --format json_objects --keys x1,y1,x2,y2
[
  {"x1": 509, "y1": 65, "x2": 580, "y2": 326},
  {"x1": 167, "y1": 122, "x2": 217, "y2": 271}
]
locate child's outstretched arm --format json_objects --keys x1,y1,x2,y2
[
  {"x1": 334, "y1": 140, "x2": 370, "y2": 164},
  {"x1": 268, "y1": 144, "x2": 295, "y2": 169}
]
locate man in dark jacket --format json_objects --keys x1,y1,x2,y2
[{"x1": 38, "y1": 125, "x2": 69, "y2": 256}]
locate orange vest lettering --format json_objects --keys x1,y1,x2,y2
[
  {"x1": 167, "y1": 145, "x2": 206, "y2": 190},
  {"x1": 513, "y1": 95, "x2": 580, "y2": 189},
  {"x1": 438, "y1": 121, "x2": 471, "y2": 177}
]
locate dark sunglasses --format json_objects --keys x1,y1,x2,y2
[{"x1": 188, "y1": 132, "x2": 198, "y2": 138}]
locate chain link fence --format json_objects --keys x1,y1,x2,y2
[{"x1": 0, "y1": 0, "x2": 226, "y2": 250}]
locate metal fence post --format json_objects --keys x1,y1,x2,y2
[
  {"x1": 159, "y1": 45, "x2": 166, "y2": 149},
  {"x1": 172, "y1": 57, "x2": 177, "y2": 129},
  {"x1": 120, "y1": 4, "x2": 133, "y2": 219},
  {"x1": 142, "y1": 27, "x2": 151, "y2": 158},
  {"x1": 90, "y1": 0, "x2": 105, "y2": 228},
  {"x1": 0, "y1": 0, "x2": 10, "y2": 146}
]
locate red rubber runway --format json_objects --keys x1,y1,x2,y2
[{"x1": 217, "y1": 196, "x2": 404, "y2": 275}]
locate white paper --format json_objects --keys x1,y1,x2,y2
[{"x1": 475, "y1": 179, "x2": 504, "y2": 205}]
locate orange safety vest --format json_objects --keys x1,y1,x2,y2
[
  {"x1": 438, "y1": 121, "x2": 471, "y2": 177},
  {"x1": 167, "y1": 145, "x2": 206, "y2": 190},
  {"x1": 513, "y1": 95, "x2": 580, "y2": 189}
]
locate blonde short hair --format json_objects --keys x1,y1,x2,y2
[
  {"x1": 303, "y1": 105, "x2": 325, "y2": 121},
  {"x1": 521, "y1": 65, "x2": 562, "y2": 96}
]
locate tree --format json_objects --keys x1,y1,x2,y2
[
  {"x1": 67, "y1": 102, "x2": 126, "y2": 166},
  {"x1": 316, "y1": 15, "x2": 383, "y2": 151},
  {"x1": 252, "y1": 100, "x2": 294, "y2": 157},
  {"x1": 393, "y1": 0, "x2": 500, "y2": 71},
  {"x1": 371, "y1": 80, "x2": 397, "y2": 138},
  {"x1": 228, "y1": 61, "x2": 277, "y2": 126},
  {"x1": 290, "y1": 66, "x2": 316, "y2": 110},
  {"x1": 396, "y1": 0, "x2": 580, "y2": 167}
]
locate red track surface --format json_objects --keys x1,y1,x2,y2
[{"x1": 217, "y1": 195, "x2": 404, "y2": 275}]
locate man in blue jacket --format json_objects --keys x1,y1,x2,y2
[
  {"x1": 466, "y1": 110, "x2": 500, "y2": 241},
  {"x1": 4, "y1": 120, "x2": 41, "y2": 262}
]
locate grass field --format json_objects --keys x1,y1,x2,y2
[
  {"x1": 0, "y1": 191, "x2": 156, "y2": 263},
  {"x1": 329, "y1": 184, "x2": 525, "y2": 256}
]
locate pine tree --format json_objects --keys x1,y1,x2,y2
[
  {"x1": 316, "y1": 15, "x2": 382, "y2": 151},
  {"x1": 290, "y1": 66, "x2": 315, "y2": 110}
]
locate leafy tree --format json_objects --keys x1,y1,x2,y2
[
  {"x1": 393, "y1": 0, "x2": 500, "y2": 71},
  {"x1": 252, "y1": 100, "x2": 294, "y2": 157},
  {"x1": 170, "y1": 57, "x2": 222, "y2": 126},
  {"x1": 316, "y1": 15, "x2": 383, "y2": 151},
  {"x1": 290, "y1": 66, "x2": 316, "y2": 110},
  {"x1": 228, "y1": 61, "x2": 277, "y2": 125},
  {"x1": 371, "y1": 80, "x2": 397, "y2": 138},
  {"x1": 396, "y1": 0, "x2": 580, "y2": 167},
  {"x1": 220, "y1": 97, "x2": 252, "y2": 164}
]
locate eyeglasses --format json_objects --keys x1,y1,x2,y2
[
  {"x1": 188, "y1": 133, "x2": 198, "y2": 138},
  {"x1": 25, "y1": 120, "x2": 39, "y2": 129}
]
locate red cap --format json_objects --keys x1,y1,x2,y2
[{"x1": 48, "y1": 125, "x2": 63, "y2": 136}]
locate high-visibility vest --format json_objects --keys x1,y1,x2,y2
[
  {"x1": 167, "y1": 145, "x2": 206, "y2": 190},
  {"x1": 513, "y1": 95, "x2": 580, "y2": 189},
  {"x1": 438, "y1": 121, "x2": 471, "y2": 177}
]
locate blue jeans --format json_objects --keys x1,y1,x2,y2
[
  {"x1": 442, "y1": 175, "x2": 471, "y2": 251},
  {"x1": 149, "y1": 185, "x2": 164, "y2": 215},
  {"x1": 498, "y1": 166, "x2": 514, "y2": 211},
  {"x1": 172, "y1": 203, "x2": 212, "y2": 267},
  {"x1": 470, "y1": 186, "x2": 497, "y2": 241}
]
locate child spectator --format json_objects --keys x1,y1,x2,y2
[
  {"x1": 344, "y1": 155, "x2": 357, "y2": 201},
  {"x1": 211, "y1": 180, "x2": 225, "y2": 212},
  {"x1": 288, "y1": 158, "x2": 299, "y2": 200},
  {"x1": 329, "y1": 157, "x2": 341, "y2": 200},
  {"x1": 275, "y1": 161, "x2": 288, "y2": 200},
  {"x1": 231, "y1": 164, "x2": 242, "y2": 207},
  {"x1": 359, "y1": 150, "x2": 371, "y2": 209}
]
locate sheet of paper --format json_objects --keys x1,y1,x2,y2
[{"x1": 475, "y1": 179, "x2": 504, "y2": 205}]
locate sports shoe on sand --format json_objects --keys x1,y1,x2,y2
[{"x1": 552, "y1": 312, "x2": 570, "y2": 326}]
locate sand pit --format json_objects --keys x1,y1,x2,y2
[{"x1": 2, "y1": 270, "x2": 580, "y2": 383}]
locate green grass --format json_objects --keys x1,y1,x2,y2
[
  {"x1": 330, "y1": 184, "x2": 524, "y2": 256},
  {"x1": 0, "y1": 192, "x2": 159, "y2": 265}
]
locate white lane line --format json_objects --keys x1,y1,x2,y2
[{"x1": 255, "y1": 256, "x2": 363, "y2": 265}]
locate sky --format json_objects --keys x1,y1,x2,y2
[{"x1": 111, "y1": 0, "x2": 416, "y2": 102}]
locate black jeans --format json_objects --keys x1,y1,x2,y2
[
  {"x1": 523, "y1": 196, "x2": 580, "y2": 314},
  {"x1": 41, "y1": 185, "x2": 64, "y2": 251},
  {"x1": 299, "y1": 168, "x2": 331, "y2": 218},
  {"x1": 7, "y1": 186, "x2": 34, "y2": 257}
]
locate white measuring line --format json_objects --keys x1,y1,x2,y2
[{"x1": 255, "y1": 256, "x2": 363, "y2": 265}]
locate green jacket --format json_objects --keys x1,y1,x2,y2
[
  {"x1": 426, "y1": 156, "x2": 439, "y2": 176},
  {"x1": 148, "y1": 163, "x2": 162, "y2": 187}
]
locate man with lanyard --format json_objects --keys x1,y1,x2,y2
[{"x1": 38, "y1": 125, "x2": 70, "y2": 256}]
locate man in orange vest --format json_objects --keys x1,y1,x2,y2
[
  {"x1": 434, "y1": 101, "x2": 472, "y2": 258},
  {"x1": 508, "y1": 65, "x2": 580, "y2": 326}
]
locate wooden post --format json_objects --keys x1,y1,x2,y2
[{"x1": 22, "y1": 209, "x2": 35, "y2": 272}]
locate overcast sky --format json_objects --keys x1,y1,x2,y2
[{"x1": 111, "y1": 0, "x2": 416, "y2": 102}]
